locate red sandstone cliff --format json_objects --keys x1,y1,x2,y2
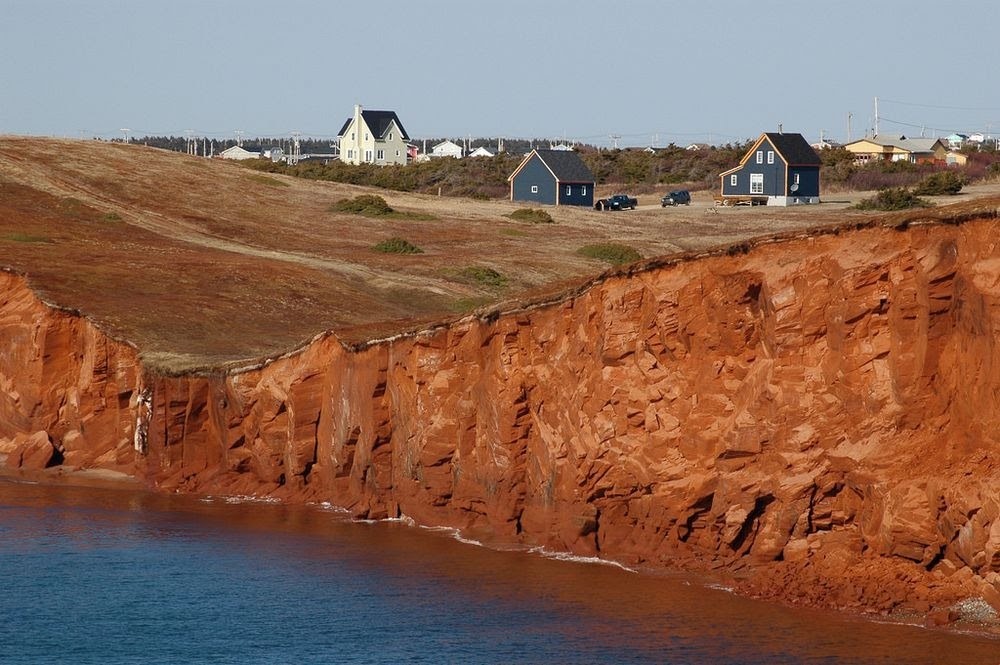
[{"x1": 4, "y1": 218, "x2": 1000, "y2": 621}]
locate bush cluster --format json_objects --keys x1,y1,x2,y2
[
  {"x1": 913, "y1": 171, "x2": 964, "y2": 196},
  {"x1": 373, "y1": 237, "x2": 422, "y2": 254},
  {"x1": 457, "y1": 266, "x2": 507, "y2": 288},
  {"x1": 854, "y1": 188, "x2": 932, "y2": 211},
  {"x1": 507, "y1": 208, "x2": 553, "y2": 224},
  {"x1": 331, "y1": 194, "x2": 394, "y2": 217}
]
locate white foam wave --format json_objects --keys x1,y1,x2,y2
[{"x1": 527, "y1": 546, "x2": 637, "y2": 573}]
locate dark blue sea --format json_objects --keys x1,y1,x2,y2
[{"x1": 1, "y1": 478, "x2": 998, "y2": 664}]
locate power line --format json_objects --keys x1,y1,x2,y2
[{"x1": 880, "y1": 98, "x2": 1000, "y2": 113}]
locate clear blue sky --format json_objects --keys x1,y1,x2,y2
[{"x1": 3, "y1": 0, "x2": 999, "y2": 147}]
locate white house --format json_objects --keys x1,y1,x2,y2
[
  {"x1": 219, "y1": 145, "x2": 260, "y2": 160},
  {"x1": 468, "y1": 146, "x2": 495, "y2": 158},
  {"x1": 337, "y1": 105, "x2": 410, "y2": 165},
  {"x1": 431, "y1": 140, "x2": 464, "y2": 158}
]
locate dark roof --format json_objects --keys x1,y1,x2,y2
[
  {"x1": 337, "y1": 110, "x2": 410, "y2": 141},
  {"x1": 763, "y1": 132, "x2": 821, "y2": 166},
  {"x1": 533, "y1": 149, "x2": 595, "y2": 182}
]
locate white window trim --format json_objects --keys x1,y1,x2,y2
[
  {"x1": 793, "y1": 173, "x2": 800, "y2": 185},
  {"x1": 531, "y1": 185, "x2": 539, "y2": 193},
  {"x1": 582, "y1": 185, "x2": 587, "y2": 195},
  {"x1": 566, "y1": 185, "x2": 571, "y2": 196},
  {"x1": 750, "y1": 173, "x2": 764, "y2": 194},
  {"x1": 730, "y1": 174, "x2": 737, "y2": 186},
  {"x1": 767, "y1": 151, "x2": 774, "y2": 164},
  {"x1": 756, "y1": 151, "x2": 763, "y2": 164},
  {"x1": 376, "y1": 149, "x2": 384, "y2": 161}
]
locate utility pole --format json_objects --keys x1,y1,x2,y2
[
  {"x1": 609, "y1": 134, "x2": 621, "y2": 149},
  {"x1": 847, "y1": 112, "x2": 853, "y2": 143},
  {"x1": 290, "y1": 131, "x2": 301, "y2": 165},
  {"x1": 874, "y1": 96, "x2": 879, "y2": 137},
  {"x1": 120, "y1": 128, "x2": 131, "y2": 143},
  {"x1": 184, "y1": 129, "x2": 195, "y2": 155},
  {"x1": 235, "y1": 130, "x2": 244, "y2": 147}
]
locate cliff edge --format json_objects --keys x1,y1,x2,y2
[{"x1": 4, "y1": 208, "x2": 1000, "y2": 625}]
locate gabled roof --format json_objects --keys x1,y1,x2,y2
[
  {"x1": 509, "y1": 149, "x2": 595, "y2": 183},
  {"x1": 763, "y1": 132, "x2": 822, "y2": 166},
  {"x1": 337, "y1": 109, "x2": 410, "y2": 141},
  {"x1": 719, "y1": 132, "x2": 820, "y2": 177}
]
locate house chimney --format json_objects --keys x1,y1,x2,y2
[{"x1": 778, "y1": 122, "x2": 783, "y2": 134}]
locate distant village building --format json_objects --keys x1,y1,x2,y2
[
  {"x1": 945, "y1": 133, "x2": 969, "y2": 150},
  {"x1": 842, "y1": 135, "x2": 947, "y2": 165},
  {"x1": 219, "y1": 145, "x2": 261, "y2": 161},
  {"x1": 337, "y1": 105, "x2": 410, "y2": 165},
  {"x1": 468, "y1": 146, "x2": 495, "y2": 158},
  {"x1": 508, "y1": 148, "x2": 595, "y2": 207},
  {"x1": 719, "y1": 132, "x2": 821, "y2": 206},
  {"x1": 686, "y1": 143, "x2": 710, "y2": 151},
  {"x1": 431, "y1": 140, "x2": 464, "y2": 158}
]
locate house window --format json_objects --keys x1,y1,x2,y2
[
  {"x1": 396, "y1": 150, "x2": 400, "y2": 157},
  {"x1": 364, "y1": 133, "x2": 369, "y2": 141},
  {"x1": 581, "y1": 185, "x2": 587, "y2": 195},
  {"x1": 730, "y1": 174, "x2": 737, "y2": 187},
  {"x1": 767, "y1": 151, "x2": 774, "y2": 164},
  {"x1": 365, "y1": 149, "x2": 373, "y2": 162},
  {"x1": 793, "y1": 173, "x2": 801, "y2": 185},
  {"x1": 389, "y1": 132, "x2": 393, "y2": 141},
  {"x1": 750, "y1": 173, "x2": 764, "y2": 194},
  {"x1": 351, "y1": 132, "x2": 355, "y2": 141},
  {"x1": 376, "y1": 149, "x2": 384, "y2": 161},
  {"x1": 566, "y1": 185, "x2": 572, "y2": 196},
  {"x1": 756, "y1": 151, "x2": 763, "y2": 164},
  {"x1": 531, "y1": 185, "x2": 539, "y2": 193}
]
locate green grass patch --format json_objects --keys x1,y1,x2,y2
[
  {"x1": 245, "y1": 173, "x2": 290, "y2": 188},
  {"x1": 457, "y1": 266, "x2": 507, "y2": 289},
  {"x1": 4, "y1": 232, "x2": 53, "y2": 243},
  {"x1": 501, "y1": 228, "x2": 529, "y2": 237},
  {"x1": 373, "y1": 237, "x2": 423, "y2": 254},
  {"x1": 102, "y1": 212, "x2": 123, "y2": 222},
  {"x1": 507, "y1": 208, "x2": 554, "y2": 224},
  {"x1": 449, "y1": 296, "x2": 494, "y2": 313},
  {"x1": 576, "y1": 243, "x2": 642, "y2": 266},
  {"x1": 854, "y1": 188, "x2": 932, "y2": 211}
]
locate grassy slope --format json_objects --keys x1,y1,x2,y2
[{"x1": 2, "y1": 136, "x2": 994, "y2": 374}]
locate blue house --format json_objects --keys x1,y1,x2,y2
[
  {"x1": 719, "y1": 132, "x2": 821, "y2": 206},
  {"x1": 508, "y1": 149, "x2": 595, "y2": 207}
]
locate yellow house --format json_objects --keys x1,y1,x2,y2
[
  {"x1": 843, "y1": 135, "x2": 948, "y2": 165},
  {"x1": 337, "y1": 105, "x2": 410, "y2": 166}
]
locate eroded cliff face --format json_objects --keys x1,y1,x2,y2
[{"x1": 4, "y1": 218, "x2": 1000, "y2": 617}]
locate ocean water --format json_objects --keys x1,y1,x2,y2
[{"x1": 1, "y1": 478, "x2": 998, "y2": 664}]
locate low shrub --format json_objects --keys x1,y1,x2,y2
[
  {"x1": 332, "y1": 194, "x2": 395, "y2": 217},
  {"x1": 576, "y1": 243, "x2": 641, "y2": 266},
  {"x1": 458, "y1": 266, "x2": 507, "y2": 288},
  {"x1": 373, "y1": 237, "x2": 422, "y2": 254},
  {"x1": 854, "y1": 188, "x2": 932, "y2": 211},
  {"x1": 507, "y1": 208, "x2": 553, "y2": 224},
  {"x1": 913, "y1": 171, "x2": 964, "y2": 196}
]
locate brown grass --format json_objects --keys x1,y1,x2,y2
[{"x1": 2, "y1": 136, "x2": 999, "y2": 373}]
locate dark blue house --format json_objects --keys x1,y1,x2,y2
[
  {"x1": 719, "y1": 132, "x2": 821, "y2": 206},
  {"x1": 508, "y1": 149, "x2": 595, "y2": 207}
]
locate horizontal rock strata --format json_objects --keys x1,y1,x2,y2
[{"x1": 4, "y1": 217, "x2": 1000, "y2": 619}]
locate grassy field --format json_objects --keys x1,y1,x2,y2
[{"x1": 2, "y1": 136, "x2": 997, "y2": 374}]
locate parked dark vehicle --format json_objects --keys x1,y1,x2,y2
[
  {"x1": 594, "y1": 194, "x2": 637, "y2": 211},
  {"x1": 661, "y1": 190, "x2": 691, "y2": 206}
]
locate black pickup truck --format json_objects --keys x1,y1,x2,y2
[{"x1": 594, "y1": 194, "x2": 638, "y2": 211}]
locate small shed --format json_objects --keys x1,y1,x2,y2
[
  {"x1": 431, "y1": 140, "x2": 464, "y2": 158},
  {"x1": 719, "y1": 132, "x2": 821, "y2": 206},
  {"x1": 508, "y1": 149, "x2": 595, "y2": 207}
]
